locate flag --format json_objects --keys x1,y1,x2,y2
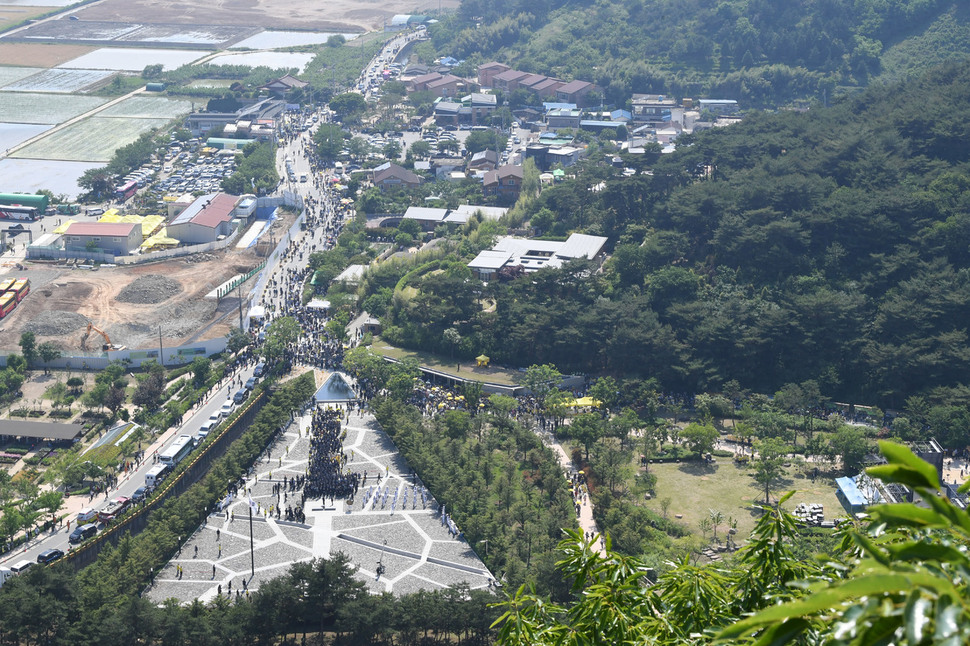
[{"x1": 248, "y1": 495, "x2": 258, "y2": 512}]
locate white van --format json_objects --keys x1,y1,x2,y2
[
  {"x1": 0, "y1": 567, "x2": 13, "y2": 589},
  {"x1": 9, "y1": 560, "x2": 33, "y2": 574},
  {"x1": 145, "y1": 463, "x2": 169, "y2": 488}
]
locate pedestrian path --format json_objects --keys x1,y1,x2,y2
[{"x1": 146, "y1": 395, "x2": 492, "y2": 604}]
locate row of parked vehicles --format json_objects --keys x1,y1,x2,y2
[{"x1": 0, "y1": 366, "x2": 267, "y2": 576}]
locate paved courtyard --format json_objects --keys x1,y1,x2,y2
[{"x1": 146, "y1": 393, "x2": 492, "y2": 604}]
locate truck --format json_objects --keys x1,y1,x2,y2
[
  {"x1": 145, "y1": 463, "x2": 170, "y2": 488},
  {"x1": 98, "y1": 496, "x2": 130, "y2": 523},
  {"x1": 56, "y1": 203, "x2": 81, "y2": 215}
]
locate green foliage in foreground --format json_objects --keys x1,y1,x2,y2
[
  {"x1": 222, "y1": 141, "x2": 280, "y2": 195},
  {"x1": 495, "y1": 441, "x2": 970, "y2": 645}
]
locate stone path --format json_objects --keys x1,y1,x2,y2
[{"x1": 147, "y1": 400, "x2": 493, "y2": 604}]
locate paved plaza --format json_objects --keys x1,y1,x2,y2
[{"x1": 146, "y1": 383, "x2": 493, "y2": 604}]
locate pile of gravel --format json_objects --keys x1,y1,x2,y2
[
  {"x1": 116, "y1": 275, "x2": 183, "y2": 304},
  {"x1": 24, "y1": 311, "x2": 89, "y2": 336}
]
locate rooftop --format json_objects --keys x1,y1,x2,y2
[
  {"x1": 64, "y1": 222, "x2": 138, "y2": 237},
  {"x1": 170, "y1": 193, "x2": 237, "y2": 229}
]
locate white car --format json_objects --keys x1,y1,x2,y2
[{"x1": 219, "y1": 400, "x2": 234, "y2": 417}]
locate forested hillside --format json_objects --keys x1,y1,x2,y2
[
  {"x1": 369, "y1": 60, "x2": 970, "y2": 408},
  {"x1": 428, "y1": 0, "x2": 970, "y2": 106}
]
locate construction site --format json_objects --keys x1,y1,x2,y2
[{"x1": 0, "y1": 212, "x2": 294, "y2": 355}]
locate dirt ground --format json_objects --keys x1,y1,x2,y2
[
  {"x1": 0, "y1": 42, "x2": 95, "y2": 67},
  {"x1": 0, "y1": 4, "x2": 57, "y2": 30},
  {"x1": 0, "y1": 211, "x2": 296, "y2": 353},
  {"x1": 76, "y1": 0, "x2": 460, "y2": 32}
]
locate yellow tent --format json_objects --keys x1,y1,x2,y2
[
  {"x1": 573, "y1": 396, "x2": 602, "y2": 408},
  {"x1": 53, "y1": 219, "x2": 76, "y2": 234},
  {"x1": 476, "y1": 354, "x2": 490, "y2": 367}
]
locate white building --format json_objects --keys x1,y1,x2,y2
[{"x1": 467, "y1": 233, "x2": 608, "y2": 280}]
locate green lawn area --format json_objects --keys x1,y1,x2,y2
[
  {"x1": 371, "y1": 338, "x2": 522, "y2": 386},
  {"x1": 643, "y1": 457, "x2": 845, "y2": 540}
]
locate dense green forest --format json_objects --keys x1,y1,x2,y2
[
  {"x1": 365, "y1": 60, "x2": 970, "y2": 408},
  {"x1": 426, "y1": 0, "x2": 970, "y2": 106}
]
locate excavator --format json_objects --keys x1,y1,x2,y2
[{"x1": 82, "y1": 323, "x2": 121, "y2": 351}]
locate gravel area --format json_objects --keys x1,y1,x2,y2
[
  {"x1": 115, "y1": 274, "x2": 182, "y2": 304},
  {"x1": 23, "y1": 310, "x2": 89, "y2": 336}
]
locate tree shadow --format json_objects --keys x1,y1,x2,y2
[{"x1": 677, "y1": 460, "x2": 718, "y2": 476}]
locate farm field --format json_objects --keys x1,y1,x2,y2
[
  {"x1": 0, "y1": 123, "x2": 51, "y2": 151},
  {"x1": 1, "y1": 0, "x2": 77, "y2": 6},
  {"x1": 0, "y1": 43, "x2": 93, "y2": 67},
  {"x1": 57, "y1": 46, "x2": 208, "y2": 71},
  {"x1": 231, "y1": 30, "x2": 358, "y2": 49},
  {"x1": 96, "y1": 95, "x2": 193, "y2": 119},
  {"x1": 4, "y1": 68, "x2": 113, "y2": 93},
  {"x1": 0, "y1": 65, "x2": 42, "y2": 87},
  {"x1": 12, "y1": 115, "x2": 173, "y2": 161},
  {"x1": 4, "y1": 19, "x2": 253, "y2": 48},
  {"x1": 0, "y1": 4, "x2": 57, "y2": 30},
  {"x1": 0, "y1": 158, "x2": 102, "y2": 198},
  {"x1": 0, "y1": 92, "x2": 107, "y2": 124},
  {"x1": 207, "y1": 51, "x2": 314, "y2": 72}
]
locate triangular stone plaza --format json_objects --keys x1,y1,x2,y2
[{"x1": 146, "y1": 378, "x2": 492, "y2": 604}]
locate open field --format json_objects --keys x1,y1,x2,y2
[
  {"x1": 0, "y1": 252, "x2": 268, "y2": 351},
  {"x1": 0, "y1": 65, "x2": 42, "y2": 87},
  {"x1": 0, "y1": 123, "x2": 50, "y2": 150},
  {"x1": 0, "y1": 3, "x2": 57, "y2": 30},
  {"x1": 57, "y1": 46, "x2": 208, "y2": 71},
  {"x1": 4, "y1": 19, "x2": 257, "y2": 48},
  {"x1": 207, "y1": 51, "x2": 315, "y2": 72},
  {"x1": 0, "y1": 92, "x2": 107, "y2": 124},
  {"x1": 231, "y1": 30, "x2": 359, "y2": 50},
  {"x1": 643, "y1": 457, "x2": 844, "y2": 540},
  {"x1": 3, "y1": 68, "x2": 113, "y2": 92},
  {"x1": 0, "y1": 43, "x2": 93, "y2": 66},
  {"x1": 73, "y1": 0, "x2": 459, "y2": 32},
  {"x1": 187, "y1": 78, "x2": 233, "y2": 88},
  {"x1": 96, "y1": 95, "x2": 193, "y2": 118},
  {"x1": 372, "y1": 339, "x2": 523, "y2": 386},
  {"x1": 0, "y1": 158, "x2": 101, "y2": 197},
  {"x1": 12, "y1": 115, "x2": 172, "y2": 161}
]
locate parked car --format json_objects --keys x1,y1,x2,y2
[
  {"x1": 37, "y1": 549, "x2": 64, "y2": 564},
  {"x1": 131, "y1": 486, "x2": 148, "y2": 503},
  {"x1": 69, "y1": 524, "x2": 97, "y2": 543}
]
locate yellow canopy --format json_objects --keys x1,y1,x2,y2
[
  {"x1": 573, "y1": 396, "x2": 602, "y2": 408},
  {"x1": 53, "y1": 219, "x2": 76, "y2": 234},
  {"x1": 476, "y1": 354, "x2": 490, "y2": 367}
]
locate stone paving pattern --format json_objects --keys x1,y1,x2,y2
[{"x1": 147, "y1": 393, "x2": 492, "y2": 604}]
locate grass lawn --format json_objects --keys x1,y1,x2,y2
[
  {"x1": 371, "y1": 338, "x2": 522, "y2": 386},
  {"x1": 643, "y1": 457, "x2": 845, "y2": 540}
]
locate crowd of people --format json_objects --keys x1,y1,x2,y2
[{"x1": 303, "y1": 408, "x2": 360, "y2": 503}]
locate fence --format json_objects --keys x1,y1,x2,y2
[
  {"x1": 0, "y1": 336, "x2": 227, "y2": 370},
  {"x1": 26, "y1": 224, "x2": 241, "y2": 265},
  {"x1": 245, "y1": 196, "x2": 306, "y2": 330},
  {"x1": 64, "y1": 389, "x2": 268, "y2": 570},
  {"x1": 216, "y1": 260, "x2": 266, "y2": 301}
]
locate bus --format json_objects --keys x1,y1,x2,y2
[
  {"x1": 0, "y1": 293, "x2": 16, "y2": 319},
  {"x1": 0, "y1": 205, "x2": 38, "y2": 221},
  {"x1": 114, "y1": 180, "x2": 137, "y2": 202},
  {"x1": 9, "y1": 278, "x2": 29, "y2": 302},
  {"x1": 0, "y1": 279, "x2": 14, "y2": 294},
  {"x1": 159, "y1": 434, "x2": 194, "y2": 467}
]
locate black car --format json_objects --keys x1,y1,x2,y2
[
  {"x1": 69, "y1": 524, "x2": 97, "y2": 544},
  {"x1": 131, "y1": 486, "x2": 148, "y2": 503},
  {"x1": 37, "y1": 549, "x2": 64, "y2": 564},
  {"x1": 245, "y1": 377, "x2": 257, "y2": 390}
]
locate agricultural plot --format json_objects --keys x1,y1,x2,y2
[
  {"x1": 97, "y1": 95, "x2": 192, "y2": 119},
  {"x1": 4, "y1": 68, "x2": 113, "y2": 93},
  {"x1": 0, "y1": 4, "x2": 58, "y2": 30},
  {"x1": 11, "y1": 116, "x2": 172, "y2": 162},
  {"x1": 187, "y1": 79, "x2": 232, "y2": 88},
  {"x1": 57, "y1": 47, "x2": 207, "y2": 71},
  {"x1": 0, "y1": 158, "x2": 102, "y2": 199},
  {"x1": 0, "y1": 65, "x2": 42, "y2": 87},
  {"x1": 5, "y1": 20, "x2": 253, "y2": 48},
  {"x1": 207, "y1": 51, "x2": 314, "y2": 72},
  {"x1": 2, "y1": 0, "x2": 78, "y2": 6},
  {"x1": 0, "y1": 92, "x2": 107, "y2": 124},
  {"x1": 0, "y1": 44, "x2": 94, "y2": 67},
  {"x1": 231, "y1": 30, "x2": 358, "y2": 50},
  {"x1": 0, "y1": 123, "x2": 51, "y2": 151}
]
